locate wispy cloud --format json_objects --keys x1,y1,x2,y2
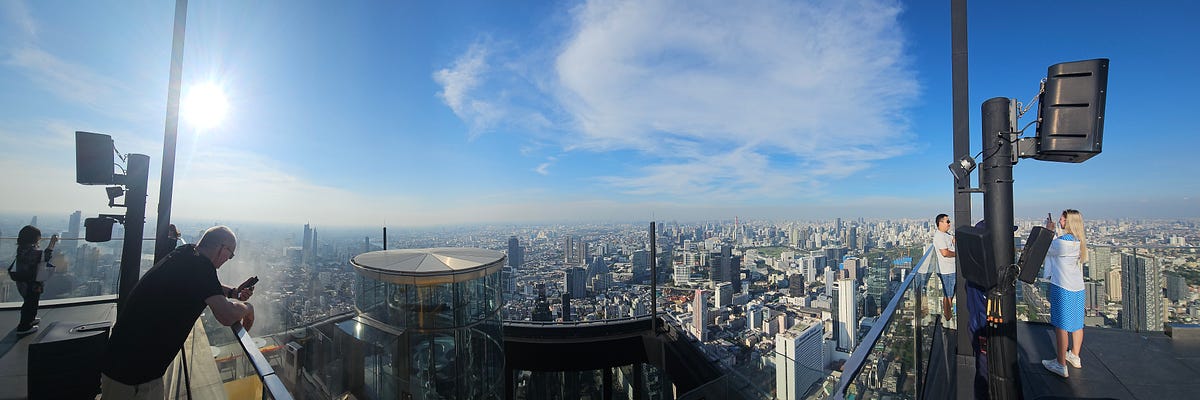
[
  {"x1": 1, "y1": 2, "x2": 147, "y2": 122},
  {"x1": 436, "y1": 0, "x2": 918, "y2": 200}
]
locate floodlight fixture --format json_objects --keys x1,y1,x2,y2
[
  {"x1": 105, "y1": 186, "x2": 126, "y2": 207},
  {"x1": 949, "y1": 154, "x2": 977, "y2": 184}
]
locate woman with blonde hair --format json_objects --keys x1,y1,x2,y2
[{"x1": 1041, "y1": 209, "x2": 1088, "y2": 378}]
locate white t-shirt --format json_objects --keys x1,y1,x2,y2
[{"x1": 933, "y1": 230, "x2": 956, "y2": 274}]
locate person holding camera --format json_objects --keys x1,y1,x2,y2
[
  {"x1": 1040, "y1": 209, "x2": 1088, "y2": 378},
  {"x1": 100, "y1": 225, "x2": 255, "y2": 399},
  {"x1": 9, "y1": 225, "x2": 57, "y2": 335}
]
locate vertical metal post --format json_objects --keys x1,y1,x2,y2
[
  {"x1": 383, "y1": 227, "x2": 387, "y2": 250},
  {"x1": 118, "y1": 154, "x2": 150, "y2": 313},
  {"x1": 951, "y1": 0, "x2": 976, "y2": 398},
  {"x1": 650, "y1": 221, "x2": 658, "y2": 333},
  {"x1": 914, "y1": 278, "x2": 923, "y2": 400},
  {"x1": 153, "y1": 0, "x2": 189, "y2": 263},
  {"x1": 981, "y1": 97, "x2": 1019, "y2": 399}
]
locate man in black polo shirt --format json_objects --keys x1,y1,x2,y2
[{"x1": 100, "y1": 226, "x2": 255, "y2": 399}]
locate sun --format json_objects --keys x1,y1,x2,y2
[{"x1": 181, "y1": 82, "x2": 229, "y2": 130}]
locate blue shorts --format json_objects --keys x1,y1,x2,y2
[
  {"x1": 1049, "y1": 285, "x2": 1085, "y2": 332},
  {"x1": 939, "y1": 273, "x2": 956, "y2": 298}
]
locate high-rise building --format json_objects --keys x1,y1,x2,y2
[
  {"x1": 693, "y1": 289, "x2": 709, "y2": 341},
  {"x1": 866, "y1": 257, "x2": 889, "y2": 317},
  {"x1": 68, "y1": 210, "x2": 81, "y2": 244},
  {"x1": 824, "y1": 246, "x2": 848, "y2": 270},
  {"x1": 302, "y1": 223, "x2": 313, "y2": 265},
  {"x1": 1121, "y1": 253, "x2": 1163, "y2": 332},
  {"x1": 1085, "y1": 281, "x2": 1102, "y2": 316},
  {"x1": 575, "y1": 239, "x2": 589, "y2": 265},
  {"x1": 748, "y1": 305, "x2": 764, "y2": 332},
  {"x1": 565, "y1": 267, "x2": 587, "y2": 299},
  {"x1": 502, "y1": 266, "x2": 517, "y2": 294},
  {"x1": 787, "y1": 274, "x2": 805, "y2": 297},
  {"x1": 836, "y1": 278, "x2": 858, "y2": 351},
  {"x1": 802, "y1": 256, "x2": 818, "y2": 283},
  {"x1": 674, "y1": 264, "x2": 691, "y2": 285},
  {"x1": 775, "y1": 323, "x2": 825, "y2": 400},
  {"x1": 561, "y1": 236, "x2": 574, "y2": 263},
  {"x1": 1089, "y1": 246, "x2": 1113, "y2": 281},
  {"x1": 715, "y1": 282, "x2": 733, "y2": 308},
  {"x1": 561, "y1": 293, "x2": 572, "y2": 322},
  {"x1": 632, "y1": 250, "x2": 651, "y2": 283},
  {"x1": 844, "y1": 257, "x2": 860, "y2": 283},
  {"x1": 508, "y1": 235, "x2": 523, "y2": 266},
  {"x1": 1166, "y1": 272, "x2": 1188, "y2": 303},
  {"x1": 1107, "y1": 267, "x2": 1123, "y2": 301}
]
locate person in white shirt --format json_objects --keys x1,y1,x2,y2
[
  {"x1": 1041, "y1": 209, "x2": 1088, "y2": 378},
  {"x1": 933, "y1": 214, "x2": 957, "y2": 321}
]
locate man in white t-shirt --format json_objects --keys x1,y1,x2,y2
[{"x1": 933, "y1": 213, "x2": 957, "y2": 320}]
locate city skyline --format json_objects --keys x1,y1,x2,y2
[{"x1": 1, "y1": 1, "x2": 1198, "y2": 227}]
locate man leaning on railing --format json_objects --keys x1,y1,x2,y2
[{"x1": 99, "y1": 226, "x2": 255, "y2": 399}]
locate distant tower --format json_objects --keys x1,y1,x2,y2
[
  {"x1": 561, "y1": 236, "x2": 574, "y2": 263},
  {"x1": 1107, "y1": 267, "x2": 1123, "y2": 301},
  {"x1": 561, "y1": 293, "x2": 572, "y2": 322},
  {"x1": 507, "y1": 236, "x2": 524, "y2": 268},
  {"x1": 564, "y1": 267, "x2": 587, "y2": 299},
  {"x1": 68, "y1": 210, "x2": 82, "y2": 239},
  {"x1": 836, "y1": 278, "x2": 858, "y2": 351},
  {"x1": 575, "y1": 239, "x2": 589, "y2": 265},
  {"x1": 693, "y1": 289, "x2": 709, "y2": 341},
  {"x1": 1121, "y1": 253, "x2": 1163, "y2": 332},
  {"x1": 30, "y1": 216, "x2": 38, "y2": 227},
  {"x1": 302, "y1": 223, "x2": 313, "y2": 264}
]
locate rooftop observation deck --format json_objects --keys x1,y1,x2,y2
[{"x1": 836, "y1": 246, "x2": 1200, "y2": 400}]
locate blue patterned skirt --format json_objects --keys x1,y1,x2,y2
[{"x1": 1049, "y1": 285, "x2": 1085, "y2": 332}]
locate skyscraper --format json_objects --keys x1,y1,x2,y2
[
  {"x1": 561, "y1": 236, "x2": 574, "y2": 263},
  {"x1": 693, "y1": 289, "x2": 709, "y2": 341},
  {"x1": 836, "y1": 278, "x2": 858, "y2": 351},
  {"x1": 775, "y1": 323, "x2": 825, "y2": 400},
  {"x1": 565, "y1": 267, "x2": 587, "y2": 299},
  {"x1": 1089, "y1": 246, "x2": 1113, "y2": 281},
  {"x1": 843, "y1": 257, "x2": 860, "y2": 283},
  {"x1": 302, "y1": 223, "x2": 313, "y2": 265},
  {"x1": 68, "y1": 210, "x2": 82, "y2": 243},
  {"x1": 1121, "y1": 253, "x2": 1163, "y2": 332},
  {"x1": 715, "y1": 282, "x2": 733, "y2": 308},
  {"x1": 508, "y1": 236, "x2": 524, "y2": 268}
]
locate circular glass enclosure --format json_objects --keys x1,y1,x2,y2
[{"x1": 351, "y1": 248, "x2": 506, "y2": 399}]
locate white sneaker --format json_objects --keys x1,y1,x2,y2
[
  {"x1": 1042, "y1": 359, "x2": 1068, "y2": 378},
  {"x1": 1065, "y1": 351, "x2": 1082, "y2": 369}
]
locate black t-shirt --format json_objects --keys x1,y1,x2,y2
[{"x1": 101, "y1": 244, "x2": 224, "y2": 384}]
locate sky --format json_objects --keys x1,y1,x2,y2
[{"x1": 1, "y1": 0, "x2": 1197, "y2": 228}]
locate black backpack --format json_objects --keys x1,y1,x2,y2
[{"x1": 7, "y1": 252, "x2": 37, "y2": 282}]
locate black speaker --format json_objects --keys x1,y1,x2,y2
[
  {"x1": 955, "y1": 226, "x2": 996, "y2": 290},
  {"x1": 1017, "y1": 226, "x2": 1055, "y2": 284},
  {"x1": 28, "y1": 321, "x2": 111, "y2": 399},
  {"x1": 84, "y1": 217, "x2": 114, "y2": 242},
  {"x1": 75, "y1": 131, "x2": 115, "y2": 185},
  {"x1": 1035, "y1": 58, "x2": 1109, "y2": 163}
]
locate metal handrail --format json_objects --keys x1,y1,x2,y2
[
  {"x1": 833, "y1": 245, "x2": 936, "y2": 399},
  {"x1": 230, "y1": 322, "x2": 293, "y2": 400}
]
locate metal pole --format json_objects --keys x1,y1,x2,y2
[
  {"x1": 951, "y1": 0, "x2": 975, "y2": 398},
  {"x1": 981, "y1": 97, "x2": 1019, "y2": 399},
  {"x1": 153, "y1": 0, "x2": 189, "y2": 263},
  {"x1": 650, "y1": 221, "x2": 658, "y2": 333},
  {"x1": 118, "y1": 154, "x2": 150, "y2": 313}
]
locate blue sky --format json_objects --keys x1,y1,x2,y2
[{"x1": 1, "y1": 0, "x2": 1197, "y2": 227}]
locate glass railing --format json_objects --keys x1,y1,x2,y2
[
  {"x1": 834, "y1": 245, "x2": 937, "y2": 400},
  {"x1": 0, "y1": 236, "x2": 133, "y2": 305}
]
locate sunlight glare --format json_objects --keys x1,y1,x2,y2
[{"x1": 181, "y1": 83, "x2": 229, "y2": 130}]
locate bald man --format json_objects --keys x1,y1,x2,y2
[{"x1": 100, "y1": 226, "x2": 255, "y2": 399}]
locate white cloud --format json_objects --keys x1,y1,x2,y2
[{"x1": 436, "y1": 0, "x2": 918, "y2": 200}]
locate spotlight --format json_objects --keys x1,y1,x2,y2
[
  {"x1": 106, "y1": 186, "x2": 126, "y2": 207},
  {"x1": 948, "y1": 155, "x2": 977, "y2": 184}
]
